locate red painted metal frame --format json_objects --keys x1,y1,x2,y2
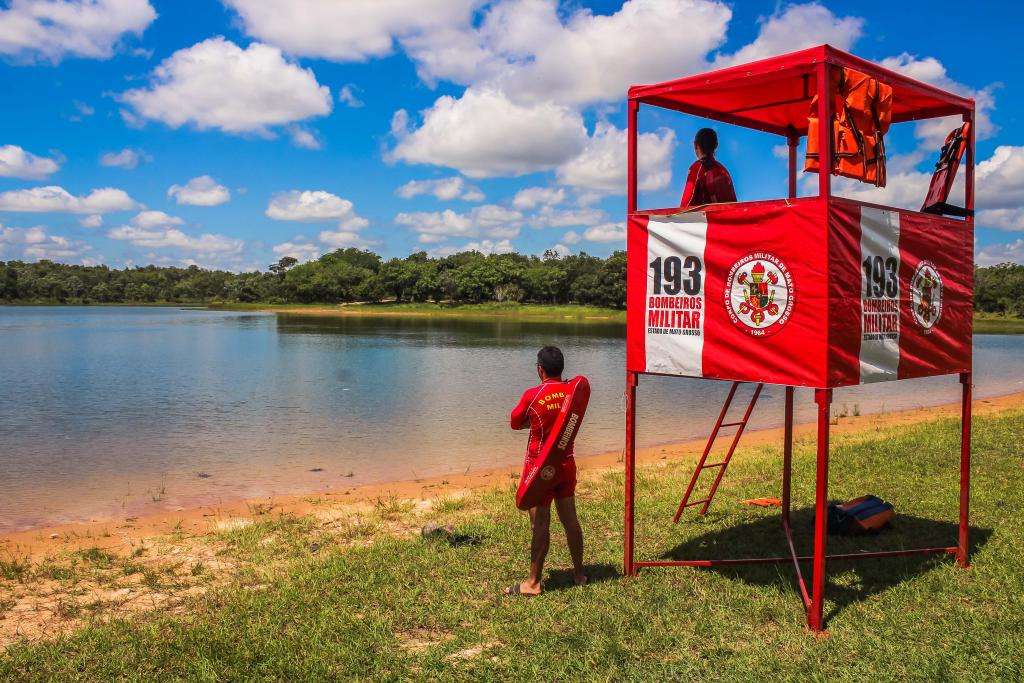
[
  {"x1": 672, "y1": 382, "x2": 764, "y2": 521},
  {"x1": 623, "y1": 53, "x2": 975, "y2": 631},
  {"x1": 623, "y1": 373, "x2": 973, "y2": 631}
]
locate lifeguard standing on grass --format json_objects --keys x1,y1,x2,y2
[{"x1": 505, "y1": 346, "x2": 591, "y2": 596}]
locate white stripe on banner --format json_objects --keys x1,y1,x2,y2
[
  {"x1": 644, "y1": 215, "x2": 708, "y2": 377},
  {"x1": 859, "y1": 206, "x2": 901, "y2": 383}
]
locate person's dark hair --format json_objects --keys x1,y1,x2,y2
[
  {"x1": 536, "y1": 346, "x2": 564, "y2": 377},
  {"x1": 695, "y1": 127, "x2": 718, "y2": 157}
]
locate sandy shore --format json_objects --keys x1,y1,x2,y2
[{"x1": 4, "y1": 390, "x2": 1020, "y2": 561}]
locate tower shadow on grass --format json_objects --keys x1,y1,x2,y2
[
  {"x1": 659, "y1": 506, "x2": 992, "y2": 622},
  {"x1": 545, "y1": 563, "x2": 621, "y2": 591}
]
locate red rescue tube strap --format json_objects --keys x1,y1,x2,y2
[{"x1": 515, "y1": 376, "x2": 591, "y2": 511}]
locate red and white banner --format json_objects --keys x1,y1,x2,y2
[
  {"x1": 640, "y1": 214, "x2": 708, "y2": 377},
  {"x1": 858, "y1": 206, "x2": 901, "y2": 383},
  {"x1": 627, "y1": 198, "x2": 972, "y2": 388}
]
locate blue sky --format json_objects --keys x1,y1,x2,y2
[{"x1": 0, "y1": 0, "x2": 1021, "y2": 271}]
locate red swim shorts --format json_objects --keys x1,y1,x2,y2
[{"x1": 521, "y1": 457, "x2": 577, "y2": 507}]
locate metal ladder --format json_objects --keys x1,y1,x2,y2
[{"x1": 673, "y1": 381, "x2": 764, "y2": 522}]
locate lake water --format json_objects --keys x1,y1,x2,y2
[{"x1": 2, "y1": 306, "x2": 1022, "y2": 533}]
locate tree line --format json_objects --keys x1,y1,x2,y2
[
  {"x1": 0, "y1": 249, "x2": 1020, "y2": 314},
  {"x1": 0, "y1": 248, "x2": 626, "y2": 308}
]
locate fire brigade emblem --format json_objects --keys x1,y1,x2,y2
[
  {"x1": 539, "y1": 465, "x2": 557, "y2": 481},
  {"x1": 725, "y1": 252, "x2": 794, "y2": 337},
  {"x1": 911, "y1": 261, "x2": 943, "y2": 331}
]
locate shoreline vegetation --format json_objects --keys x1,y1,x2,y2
[
  {"x1": 4, "y1": 300, "x2": 1023, "y2": 333},
  {"x1": 214, "y1": 301, "x2": 628, "y2": 323},
  {"x1": 2, "y1": 393, "x2": 1022, "y2": 677},
  {"x1": 2, "y1": 252, "x2": 1024, "y2": 331}
]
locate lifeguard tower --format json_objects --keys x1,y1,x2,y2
[{"x1": 623, "y1": 45, "x2": 974, "y2": 632}]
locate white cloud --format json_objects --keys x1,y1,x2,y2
[
  {"x1": 73, "y1": 101, "x2": 95, "y2": 118},
  {"x1": 512, "y1": 186, "x2": 565, "y2": 210},
  {"x1": 396, "y1": 176, "x2": 484, "y2": 202},
  {"x1": 273, "y1": 240, "x2": 321, "y2": 262},
  {"x1": 338, "y1": 85, "x2": 364, "y2": 108},
  {"x1": 880, "y1": 52, "x2": 998, "y2": 146},
  {"x1": 223, "y1": 0, "x2": 479, "y2": 62},
  {"x1": 120, "y1": 37, "x2": 332, "y2": 136},
  {"x1": 100, "y1": 147, "x2": 148, "y2": 169},
  {"x1": 0, "y1": 224, "x2": 93, "y2": 262},
  {"x1": 167, "y1": 175, "x2": 231, "y2": 206},
  {"x1": 266, "y1": 190, "x2": 363, "y2": 223},
  {"x1": 530, "y1": 206, "x2": 606, "y2": 229},
  {"x1": 288, "y1": 125, "x2": 322, "y2": 150},
  {"x1": 714, "y1": 3, "x2": 862, "y2": 67},
  {"x1": 107, "y1": 224, "x2": 244, "y2": 254},
  {"x1": 556, "y1": 122, "x2": 675, "y2": 194},
  {"x1": 80, "y1": 214, "x2": 103, "y2": 228},
  {"x1": 977, "y1": 240, "x2": 1024, "y2": 266},
  {"x1": 433, "y1": 238, "x2": 514, "y2": 256},
  {"x1": 547, "y1": 243, "x2": 571, "y2": 258},
  {"x1": 976, "y1": 146, "x2": 1024, "y2": 210},
  {"x1": 0, "y1": 185, "x2": 136, "y2": 213},
  {"x1": 395, "y1": 203, "x2": 522, "y2": 242},
  {"x1": 0, "y1": 144, "x2": 61, "y2": 179},
  {"x1": 390, "y1": 87, "x2": 588, "y2": 178},
  {"x1": 405, "y1": 0, "x2": 733, "y2": 107},
  {"x1": 318, "y1": 230, "x2": 378, "y2": 250},
  {"x1": 978, "y1": 209, "x2": 1024, "y2": 233},
  {"x1": 830, "y1": 146, "x2": 1024, "y2": 216},
  {"x1": 583, "y1": 222, "x2": 626, "y2": 243},
  {"x1": 398, "y1": 209, "x2": 473, "y2": 239},
  {"x1": 130, "y1": 210, "x2": 182, "y2": 229},
  {"x1": 561, "y1": 230, "x2": 580, "y2": 245},
  {"x1": 0, "y1": 224, "x2": 46, "y2": 246},
  {"x1": 0, "y1": 0, "x2": 155, "y2": 63}
]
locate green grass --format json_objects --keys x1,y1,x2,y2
[
  {"x1": 2, "y1": 409, "x2": 1023, "y2": 679},
  {"x1": 215, "y1": 301, "x2": 627, "y2": 322},
  {"x1": 973, "y1": 312, "x2": 1024, "y2": 334},
  {"x1": 217, "y1": 302, "x2": 1023, "y2": 332}
]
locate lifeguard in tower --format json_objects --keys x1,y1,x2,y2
[{"x1": 680, "y1": 128, "x2": 736, "y2": 208}]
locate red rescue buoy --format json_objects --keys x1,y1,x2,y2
[{"x1": 515, "y1": 375, "x2": 591, "y2": 510}]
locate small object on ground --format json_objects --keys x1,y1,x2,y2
[
  {"x1": 421, "y1": 523, "x2": 456, "y2": 539},
  {"x1": 309, "y1": 542, "x2": 321, "y2": 553},
  {"x1": 742, "y1": 497, "x2": 782, "y2": 507},
  {"x1": 828, "y1": 494, "x2": 894, "y2": 535},
  {"x1": 421, "y1": 523, "x2": 479, "y2": 547},
  {"x1": 196, "y1": 472, "x2": 211, "y2": 479},
  {"x1": 309, "y1": 467, "x2": 324, "y2": 472}
]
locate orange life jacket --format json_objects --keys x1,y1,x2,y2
[
  {"x1": 922, "y1": 122, "x2": 971, "y2": 216},
  {"x1": 805, "y1": 67, "x2": 893, "y2": 187}
]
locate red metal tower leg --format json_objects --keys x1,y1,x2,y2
[
  {"x1": 958, "y1": 371, "x2": 972, "y2": 568},
  {"x1": 782, "y1": 386, "x2": 795, "y2": 526},
  {"x1": 808, "y1": 388, "x2": 832, "y2": 632},
  {"x1": 624, "y1": 372, "x2": 638, "y2": 577}
]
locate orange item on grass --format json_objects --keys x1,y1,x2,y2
[{"x1": 742, "y1": 497, "x2": 782, "y2": 508}]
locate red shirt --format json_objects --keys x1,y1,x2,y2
[
  {"x1": 680, "y1": 158, "x2": 737, "y2": 208},
  {"x1": 510, "y1": 379, "x2": 574, "y2": 461}
]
